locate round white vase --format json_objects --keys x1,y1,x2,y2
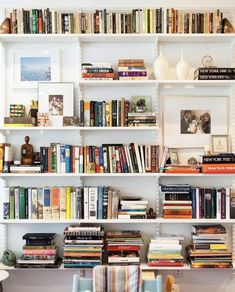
[
  {"x1": 176, "y1": 51, "x2": 189, "y2": 80},
  {"x1": 153, "y1": 47, "x2": 169, "y2": 80}
]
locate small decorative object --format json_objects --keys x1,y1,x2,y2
[
  {"x1": 204, "y1": 145, "x2": 212, "y2": 155},
  {"x1": 202, "y1": 55, "x2": 214, "y2": 68},
  {"x1": 1, "y1": 250, "x2": 16, "y2": 266},
  {"x1": 21, "y1": 136, "x2": 34, "y2": 165},
  {"x1": 38, "y1": 82, "x2": 74, "y2": 127},
  {"x1": 63, "y1": 116, "x2": 79, "y2": 127},
  {"x1": 222, "y1": 18, "x2": 235, "y2": 33},
  {"x1": 187, "y1": 157, "x2": 198, "y2": 165},
  {"x1": 169, "y1": 149, "x2": 179, "y2": 164},
  {"x1": 37, "y1": 112, "x2": 49, "y2": 127},
  {"x1": 13, "y1": 160, "x2": 21, "y2": 165},
  {"x1": 147, "y1": 208, "x2": 156, "y2": 219},
  {"x1": 211, "y1": 135, "x2": 229, "y2": 154},
  {"x1": 34, "y1": 152, "x2": 41, "y2": 165},
  {"x1": 0, "y1": 17, "x2": 10, "y2": 34},
  {"x1": 153, "y1": 47, "x2": 169, "y2": 80},
  {"x1": 176, "y1": 51, "x2": 189, "y2": 80},
  {"x1": 9, "y1": 104, "x2": 25, "y2": 117},
  {"x1": 28, "y1": 100, "x2": 38, "y2": 125},
  {"x1": 131, "y1": 96, "x2": 151, "y2": 112}
]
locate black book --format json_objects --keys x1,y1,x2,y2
[
  {"x1": 202, "y1": 155, "x2": 235, "y2": 164},
  {"x1": 23, "y1": 233, "x2": 56, "y2": 240}
]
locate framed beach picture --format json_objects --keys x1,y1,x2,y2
[
  {"x1": 38, "y1": 82, "x2": 74, "y2": 127},
  {"x1": 163, "y1": 96, "x2": 228, "y2": 148},
  {"x1": 14, "y1": 50, "x2": 60, "y2": 88}
]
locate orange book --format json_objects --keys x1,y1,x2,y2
[
  {"x1": 202, "y1": 163, "x2": 235, "y2": 173},
  {"x1": 164, "y1": 168, "x2": 200, "y2": 173},
  {"x1": 63, "y1": 252, "x2": 101, "y2": 257},
  {"x1": 163, "y1": 215, "x2": 192, "y2": 219},
  {"x1": 51, "y1": 187, "x2": 60, "y2": 219}
]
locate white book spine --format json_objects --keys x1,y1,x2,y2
[
  {"x1": 60, "y1": 187, "x2": 66, "y2": 220},
  {"x1": 134, "y1": 143, "x2": 142, "y2": 173},
  {"x1": 124, "y1": 145, "x2": 133, "y2": 173},
  {"x1": 226, "y1": 188, "x2": 230, "y2": 219},
  {"x1": 14, "y1": 188, "x2": 19, "y2": 219},
  {"x1": 0, "y1": 187, "x2": 9, "y2": 220},
  {"x1": 28, "y1": 188, "x2": 32, "y2": 220},
  {"x1": 89, "y1": 187, "x2": 98, "y2": 219},
  {"x1": 84, "y1": 187, "x2": 89, "y2": 219},
  {"x1": 196, "y1": 188, "x2": 200, "y2": 219},
  {"x1": 216, "y1": 189, "x2": 221, "y2": 219}
]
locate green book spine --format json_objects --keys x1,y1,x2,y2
[
  {"x1": 9, "y1": 187, "x2": 15, "y2": 219},
  {"x1": 19, "y1": 187, "x2": 26, "y2": 219},
  {"x1": 32, "y1": 9, "x2": 37, "y2": 34},
  {"x1": 50, "y1": 143, "x2": 57, "y2": 173}
]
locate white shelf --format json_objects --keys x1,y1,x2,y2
[
  {"x1": 0, "y1": 126, "x2": 158, "y2": 132},
  {"x1": 0, "y1": 219, "x2": 157, "y2": 224},
  {"x1": 79, "y1": 79, "x2": 156, "y2": 86},
  {"x1": 0, "y1": 33, "x2": 234, "y2": 43},
  {"x1": 159, "y1": 173, "x2": 235, "y2": 177},
  {"x1": 157, "y1": 218, "x2": 235, "y2": 224}
]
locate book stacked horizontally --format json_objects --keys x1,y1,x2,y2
[
  {"x1": 16, "y1": 233, "x2": 61, "y2": 268},
  {"x1": 202, "y1": 153, "x2": 235, "y2": 174},
  {"x1": 4, "y1": 117, "x2": 36, "y2": 128},
  {"x1": 118, "y1": 59, "x2": 148, "y2": 80},
  {"x1": 63, "y1": 225, "x2": 104, "y2": 268},
  {"x1": 118, "y1": 196, "x2": 148, "y2": 219},
  {"x1": 147, "y1": 235, "x2": 184, "y2": 267},
  {"x1": 194, "y1": 67, "x2": 235, "y2": 80},
  {"x1": 106, "y1": 230, "x2": 143, "y2": 265},
  {"x1": 81, "y1": 63, "x2": 115, "y2": 80},
  {"x1": 187, "y1": 224, "x2": 233, "y2": 269},
  {"x1": 160, "y1": 184, "x2": 192, "y2": 219}
]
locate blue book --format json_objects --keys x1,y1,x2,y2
[
  {"x1": 97, "y1": 186, "x2": 104, "y2": 219},
  {"x1": 97, "y1": 102, "x2": 103, "y2": 127},
  {"x1": 65, "y1": 145, "x2": 71, "y2": 173},
  {"x1": 60, "y1": 145, "x2": 66, "y2": 173}
]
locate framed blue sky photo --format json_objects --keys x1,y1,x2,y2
[{"x1": 14, "y1": 50, "x2": 60, "y2": 88}]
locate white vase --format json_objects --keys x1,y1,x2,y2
[
  {"x1": 153, "y1": 47, "x2": 169, "y2": 80},
  {"x1": 176, "y1": 51, "x2": 189, "y2": 80}
]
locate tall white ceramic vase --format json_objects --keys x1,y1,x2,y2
[
  {"x1": 176, "y1": 51, "x2": 189, "y2": 80},
  {"x1": 153, "y1": 47, "x2": 169, "y2": 80}
]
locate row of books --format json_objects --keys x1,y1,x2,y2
[
  {"x1": 147, "y1": 235, "x2": 184, "y2": 267},
  {"x1": 160, "y1": 184, "x2": 231, "y2": 219},
  {"x1": 63, "y1": 225, "x2": 104, "y2": 268},
  {"x1": 39, "y1": 143, "x2": 159, "y2": 174},
  {"x1": 79, "y1": 97, "x2": 156, "y2": 127},
  {"x1": 202, "y1": 154, "x2": 235, "y2": 174},
  {"x1": 187, "y1": 225, "x2": 233, "y2": 269},
  {"x1": 6, "y1": 8, "x2": 225, "y2": 34},
  {"x1": 0, "y1": 186, "x2": 149, "y2": 221}
]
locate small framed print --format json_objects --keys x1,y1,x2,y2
[
  {"x1": 211, "y1": 135, "x2": 229, "y2": 154},
  {"x1": 169, "y1": 149, "x2": 179, "y2": 164},
  {"x1": 14, "y1": 49, "x2": 60, "y2": 88},
  {"x1": 38, "y1": 82, "x2": 74, "y2": 127}
]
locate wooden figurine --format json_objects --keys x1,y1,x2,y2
[
  {"x1": 21, "y1": 136, "x2": 34, "y2": 165},
  {"x1": 147, "y1": 208, "x2": 157, "y2": 219}
]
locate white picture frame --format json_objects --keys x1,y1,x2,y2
[
  {"x1": 38, "y1": 82, "x2": 74, "y2": 127},
  {"x1": 211, "y1": 135, "x2": 229, "y2": 154},
  {"x1": 163, "y1": 96, "x2": 228, "y2": 148},
  {"x1": 14, "y1": 49, "x2": 60, "y2": 88}
]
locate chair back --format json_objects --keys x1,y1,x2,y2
[
  {"x1": 142, "y1": 275, "x2": 163, "y2": 292},
  {"x1": 72, "y1": 274, "x2": 93, "y2": 292}
]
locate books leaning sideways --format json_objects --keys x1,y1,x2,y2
[
  {"x1": 148, "y1": 235, "x2": 184, "y2": 267},
  {"x1": 118, "y1": 59, "x2": 148, "y2": 81},
  {"x1": 187, "y1": 224, "x2": 233, "y2": 269},
  {"x1": 202, "y1": 153, "x2": 235, "y2": 174},
  {"x1": 81, "y1": 63, "x2": 115, "y2": 80},
  {"x1": 63, "y1": 225, "x2": 104, "y2": 268},
  {"x1": 194, "y1": 67, "x2": 235, "y2": 80},
  {"x1": 16, "y1": 233, "x2": 62, "y2": 268},
  {"x1": 106, "y1": 230, "x2": 143, "y2": 265},
  {"x1": 118, "y1": 196, "x2": 148, "y2": 219}
]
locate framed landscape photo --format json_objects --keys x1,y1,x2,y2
[
  {"x1": 163, "y1": 96, "x2": 228, "y2": 148},
  {"x1": 38, "y1": 82, "x2": 74, "y2": 127},
  {"x1": 211, "y1": 135, "x2": 229, "y2": 154},
  {"x1": 14, "y1": 50, "x2": 60, "y2": 88}
]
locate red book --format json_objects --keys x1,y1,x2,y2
[
  {"x1": 95, "y1": 146, "x2": 100, "y2": 173},
  {"x1": 108, "y1": 245, "x2": 140, "y2": 251},
  {"x1": 202, "y1": 163, "x2": 235, "y2": 173},
  {"x1": 164, "y1": 168, "x2": 200, "y2": 173}
]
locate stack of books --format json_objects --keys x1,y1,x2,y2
[
  {"x1": 4, "y1": 117, "x2": 36, "y2": 127},
  {"x1": 9, "y1": 104, "x2": 25, "y2": 117},
  {"x1": 202, "y1": 153, "x2": 235, "y2": 173},
  {"x1": 118, "y1": 196, "x2": 148, "y2": 219},
  {"x1": 147, "y1": 235, "x2": 184, "y2": 267},
  {"x1": 63, "y1": 225, "x2": 104, "y2": 268},
  {"x1": 163, "y1": 164, "x2": 201, "y2": 174},
  {"x1": 16, "y1": 233, "x2": 61, "y2": 268},
  {"x1": 160, "y1": 184, "x2": 192, "y2": 219},
  {"x1": 81, "y1": 63, "x2": 115, "y2": 80},
  {"x1": 118, "y1": 59, "x2": 148, "y2": 80},
  {"x1": 106, "y1": 230, "x2": 143, "y2": 265},
  {"x1": 127, "y1": 112, "x2": 156, "y2": 127},
  {"x1": 187, "y1": 224, "x2": 233, "y2": 269},
  {"x1": 194, "y1": 67, "x2": 235, "y2": 80},
  {"x1": 9, "y1": 165, "x2": 42, "y2": 173}
]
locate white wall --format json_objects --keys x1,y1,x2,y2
[{"x1": 1, "y1": 1, "x2": 235, "y2": 292}]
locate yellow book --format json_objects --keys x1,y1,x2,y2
[
  {"x1": 4, "y1": 124, "x2": 34, "y2": 127},
  {"x1": 60, "y1": 187, "x2": 66, "y2": 220},
  {"x1": 210, "y1": 244, "x2": 227, "y2": 250},
  {"x1": 109, "y1": 101, "x2": 112, "y2": 126},
  {"x1": 66, "y1": 187, "x2": 71, "y2": 219},
  {"x1": 150, "y1": 9, "x2": 154, "y2": 33}
]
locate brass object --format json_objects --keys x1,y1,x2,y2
[
  {"x1": 223, "y1": 18, "x2": 235, "y2": 33},
  {"x1": 21, "y1": 136, "x2": 34, "y2": 165},
  {"x1": 0, "y1": 17, "x2": 10, "y2": 34}
]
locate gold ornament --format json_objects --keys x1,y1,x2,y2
[{"x1": 0, "y1": 18, "x2": 10, "y2": 34}]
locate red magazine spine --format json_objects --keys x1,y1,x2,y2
[{"x1": 95, "y1": 146, "x2": 100, "y2": 173}]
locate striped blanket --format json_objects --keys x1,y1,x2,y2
[{"x1": 93, "y1": 265, "x2": 141, "y2": 292}]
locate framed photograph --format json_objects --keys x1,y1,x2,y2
[
  {"x1": 14, "y1": 50, "x2": 60, "y2": 88},
  {"x1": 169, "y1": 149, "x2": 179, "y2": 164},
  {"x1": 131, "y1": 96, "x2": 152, "y2": 113},
  {"x1": 38, "y1": 82, "x2": 74, "y2": 127},
  {"x1": 211, "y1": 135, "x2": 229, "y2": 154},
  {"x1": 163, "y1": 96, "x2": 228, "y2": 147}
]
